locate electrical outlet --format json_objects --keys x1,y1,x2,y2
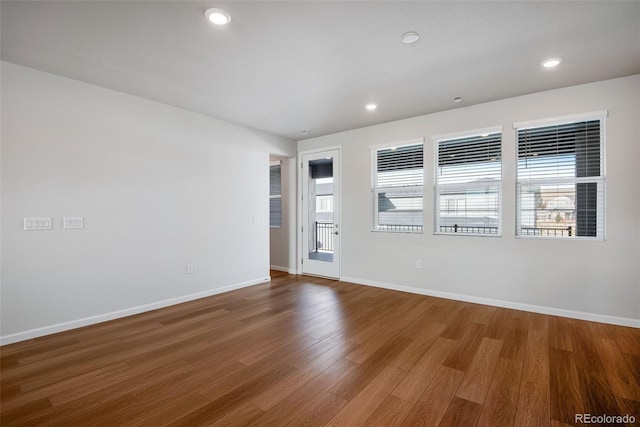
[
  {"x1": 24, "y1": 217, "x2": 52, "y2": 231},
  {"x1": 186, "y1": 264, "x2": 194, "y2": 275},
  {"x1": 416, "y1": 259, "x2": 423, "y2": 269},
  {"x1": 63, "y1": 217, "x2": 84, "y2": 229}
]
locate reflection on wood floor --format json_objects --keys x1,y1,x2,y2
[{"x1": 2, "y1": 270, "x2": 639, "y2": 426}]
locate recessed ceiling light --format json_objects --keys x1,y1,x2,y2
[
  {"x1": 454, "y1": 97, "x2": 462, "y2": 103},
  {"x1": 365, "y1": 103, "x2": 378, "y2": 111},
  {"x1": 541, "y1": 57, "x2": 562, "y2": 68},
  {"x1": 301, "y1": 130, "x2": 309, "y2": 135},
  {"x1": 401, "y1": 31, "x2": 420, "y2": 44},
  {"x1": 205, "y1": 8, "x2": 231, "y2": 25}
]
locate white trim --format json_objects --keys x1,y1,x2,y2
[
  {"x1": 298, "y1": 145, "x2": 342, "y2": 156},
  {"x1": 513, "y1": 110, "x2": 608, "y2": 130},
  {"x1": 433, "y1": 180, "x2": 502, "y2": 191},
  {"x1": 270, "y1": 265, "x2": 291, "y2": 273},
  {"x1": 297, "y1": 146, "x2": 342, "y2": 275},
  {"x1": 0, "y1": 277, "x2": 271, "y2": 346},
  {"x1": 601, "y1": 116, "x2": 607, "y2": 241},
  {"x1": 515, "y1": 235, "x2": 604, "y2": 242},
  {"x1": 287, "y1": 157, "x2": 298, "y2": 275},
  {"x1": 370, "y1": 228, "x2": 423, "y2": 234},
  {"x1": 435, "y1": 231, "x2": 501, "y2": 238},
  {"x1": 371, "y1": 148, "x2": 378, "y2": 231},
  {"x1": 369, "y1": 137, "x2": 425, "y2": 151},
  {"x1": 432, "y1": 125, "x2": 502, "y2": 142},
  {"x1": 270, "y1": 160, "x2": 282, "y2": 166},
  {"x1": 514, "y1": 177, "x2": 604, "y2": 186},
  {"x1": 341, "y1": 276, "x2": 640, "y2": 328}
]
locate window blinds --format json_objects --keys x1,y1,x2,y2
[
  {"x1": 516, "y1": 119, "x2": 604, "y2": 239},
  {"x1": 372, "y1": 142, "x2": 424, "y2": 232},
  {"x1": 269, "y1": 163, "x2": 282, "y2": 227},
  {"x1": 435, "y1": 132, "x2": 502, "y2": 235}
]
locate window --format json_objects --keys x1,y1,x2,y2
[
  {"x1": 316, "y1": 195, "x2": 333, "y2": 213},
  {"x1": 372, "y1": 140, "x2": 424, "y2": 233},
  {"x1": 269, "y1": 161, "x2": 282, "y2": 227},
  {"x1": 434, "y1": 129, "x2": 502, "y2": 236},
  {"x1": 515, "y1": 114, "x2": 605, "y2": 239}
]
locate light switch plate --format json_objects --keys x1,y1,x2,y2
[
  {"x1": 63, "y1": 217, "x2": 84, "y2": 229},
  {"x1": 24, "y1": 217, "x2": 53, "y2": 231}
]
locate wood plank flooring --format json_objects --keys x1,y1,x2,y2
[{"x1": 1, "y1": 271, "x2": 639, "y2": 426}]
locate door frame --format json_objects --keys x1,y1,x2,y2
[
  {"x1": 268, "y1": 155, "x2": 298, "y2": 275},
  {"x1": 297, "y1": 146, "x2": 342, "y2": 279}
]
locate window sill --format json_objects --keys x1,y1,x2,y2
[
  {"x1": 371, "y1": 229, "x2": 423, "y2": 234},
  {"x1": 434, "y1": 232, "x2": 502, "y2": 238}
]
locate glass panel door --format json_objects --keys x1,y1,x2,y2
[{"x1": 301, "y1": 149, "x2": 340, "y2": 278}]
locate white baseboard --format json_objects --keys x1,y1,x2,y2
[
  {"x1": 270, "y1": 265, "x2": 298, "y2": 275},
  {"x1": 0, "y1": 276, "x2": 271, "y2": 346},
  {"x1": 341, "y1": 276, "x2": 639, "y2": 328},
  {"x1": 4, "y1": 274, "x2": 635, "y2": 346}
]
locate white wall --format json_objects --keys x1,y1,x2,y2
[
  {"x1": 299, "y1": 75, "x2": 640, "y2": 325},
  {"x1": 269, "y1": 155, "x2": 295, "y2": 272},
  {"x1": 0, "y1": 62, "x2": 296, "y2": 343}
]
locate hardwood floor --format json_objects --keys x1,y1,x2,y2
[{"x1": 1, "y1": 271, "x2": 639, "y2": 426}]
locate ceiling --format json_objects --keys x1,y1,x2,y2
[{"x1": 1, "y1": 1, "x2": 639, "y2": 141}]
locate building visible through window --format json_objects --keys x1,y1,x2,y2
[
  {"x1": 516, "y1": 117, "x2": 604, "y2": 239},
  {"x1": 434, "y1": 130, "x2": 502, "y2": 236},
  {"x1": 372, "y1": 141, "x2": 424, "y2": 233}
]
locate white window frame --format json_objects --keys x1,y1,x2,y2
[
  {"x1": 371, "y1": 138, "x2": 425, "y2": 233},
  {"x1": 514, "y1": 111, "x2": 607, "y2": 241},
  {"x1": 433, "y1": 126, "x2": 503, "y2": 237},
  {"x1": 269, "y1": 161, "x2": 282, "y2": 228}
]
